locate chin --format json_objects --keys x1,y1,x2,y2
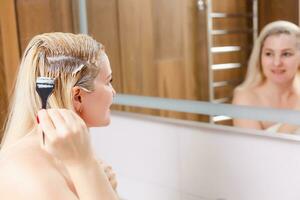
[
  {"x1": 97, "y1": 117, "x2": 111, "y2": 127},
  {"x1": 101, "y1": 118, "x2": 111, "y2": 126},
  {"x1": 272, "y1": 78, "x2": 291, "y2": 84},
  {"x1": 86, "y1": 118, "x2": 111, "y2": 128}
]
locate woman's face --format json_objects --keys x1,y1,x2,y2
[
  {"x1": 80, "y1": 53, "x2": 116, "y2": 127},
  {"x1": 261, "y1": 33, "x2": 300, "y2": 84}
]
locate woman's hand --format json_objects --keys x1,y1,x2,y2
[
  {"x1": 37, "y1": 109, "x2": 119, "y2": 200},
  {"x1": 37, "y1": 109, "x2": 94, "y2": 167},
  {"x1": 97, "y1": 160, "x2": 118, "y2": 191}
]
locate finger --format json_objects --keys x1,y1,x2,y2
[
  {"x1": 47, "y1": 109, "x2": 72, "y2": 138},
  {"x1": 97, "y1": 159, "x2": 104, "y2": 165},
  {"x1": 57, "y1": 109, "x2": 80, "y2": 130},
  {"x1": 109, "y1": 174, "x2": 116, "y2": 182},
  {"x1": 38, "y1": 109, "x2": 56, "y2": 141},
  {"x1": 67, "y1": 109, "x2": 87, "y2": 129},
  {"x1": 47, "y1": 109, "x2": 67, "y2": 131},
  {"x1": 110, "y1": 179, "x2": 118, "y2": 190},
  {"x1": 104, "y1": 165, "x2": 112, "y2": 173}
]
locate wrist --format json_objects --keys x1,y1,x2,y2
[{"x1": 65, "y1": 155, "x2": 101, "y2": 172}]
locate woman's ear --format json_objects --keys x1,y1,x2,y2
[{"x1": 72, "y1": 86, "x2": 83, "y2": 113}]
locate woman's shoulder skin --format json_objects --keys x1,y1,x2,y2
[
  {"x1": 232, "y1": 87, "x2": 260, "y2": 107},
  {"x1": 0, "y1": 136, "x2": 78, "y2": 200},
  {"x1": 232, "y1": 87, "x2": 264, "y2": 129}
]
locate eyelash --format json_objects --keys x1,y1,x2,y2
[
  {"x1": 106, "y1": 78, "x2": 113, "y2": 85},
  {"x1": 283, "y1": 52, "x2": 293, "y2": 56},
  {"x1": 264, "y1": 52, "x2": 293, "y2": 57},
  {"x1": 265, "y1": 52, "x2": 272, "y2": 56}
]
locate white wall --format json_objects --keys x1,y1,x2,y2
[{"x1": 90, "y1": 111, "x2": 300, "y2": 200}]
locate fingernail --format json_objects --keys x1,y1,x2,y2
[{"x1": 36, "y1": 116, "x2": 39, "y2": 124}]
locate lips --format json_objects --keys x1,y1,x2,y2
[{"x1": 271, "y1": 69, "x2": 286, "y2": 74}]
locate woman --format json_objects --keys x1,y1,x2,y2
[
  {"x1": 0, "y1": 33, "x2": 118, "y2": 199},
  {"x1": 232, "y1": 20, "x2": 300, "y2": 133}
]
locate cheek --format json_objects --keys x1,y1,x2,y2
[
  {"x1": 261, "y1": 57, "x2": 270, "y2": 74},
  {"x1": 261, "y1": 56, "x2": 271, "y2": 67},
  {"x1": 81, "y1": 88, "x2": 113, "y2": 127},
  {"x1": 285, "y1": 58, "x2": 300, "y2": 72}
]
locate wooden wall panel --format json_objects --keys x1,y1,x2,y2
[
  {"x1": 184, "y1": 0, "x2": 208, "y2": 102},
  {"x1": 86, "y1": 0, "x2": 123, "y2": 97},
  {"x1": 212, "y1": 34, "x2": 253, "y2": 47},
  {"x1": 212, "y1": 0, "x2": 251, "y2": 13},
  {"x1": 117, "y1": 0, "x2": 158, "y2": 114},
  {"x1": 213, "y1": 18, "x2": 251, "y2": 30},
  {"x1": 258, "y1": 0, "x2": 299, "y2": 31},
  {"x1": 214, "y1": 85, "x2": 235, "y2": 100},
  {"x1": 0, "y1": 0, "x2": 20, "y2": 96},
  {"x1": 0, "y1": 24, "x2": 8, "y2": 141},
  {"x1": 153, "y1": 0, "x2": 186, "y2": 119},
  {"x1": 213, "y1": 51, "x2": 249, "y2": 65},
  {"x1": 153, "y1": 0, "x2": 184, "y2": 101},
  {"x1": 16, "y1": 0, "x2": 74, "y2": 52},
  {"x1": 118, "y1": 0, "x2": 157, "y2": 97},
  {"x1": 210, "y1": 0, "x2": 252, "y2": 106},
  {"x1": 153, "y1": 0, "x2": 183, "y2": 61},
  {"x1": 214, "y1": 68, "x2": 244, "y2": 82},
  {"x1": 86, "y1": 0, "x2": 125, "y2": 112},
  {"x1": 87, "y1": 0, "x2": 209, "y2": 120}
]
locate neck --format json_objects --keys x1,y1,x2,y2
[
  {"x1": 263, "y1": 77, "x2": 300, "y2": 102},
  {"x1": 1, "y1": 125, "x2": 39, "y2": 151}
]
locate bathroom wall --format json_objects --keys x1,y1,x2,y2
[{"x1": 91, "y1": 111, "x2": 300, "y2": 200}]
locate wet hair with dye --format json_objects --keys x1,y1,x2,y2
[{"x1": 1, "y1": 32, "x2": 105, "y2": 147}]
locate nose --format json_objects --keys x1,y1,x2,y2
[
  {"x1": 273, "y1": 55, "x2": 282, "y2": 67},
  {"x1": 112, "y1": 87, "x2": 116, "y2": 98}
]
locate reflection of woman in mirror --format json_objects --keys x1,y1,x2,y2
[
  {"x1": 232, "y1": 21, "x2": 300, "y2": 133},
  {"x1": 0, "y1": 33, "x2": 119, "y2": 199}
]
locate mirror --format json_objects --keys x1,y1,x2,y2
[
  {"x1": 82, "y1": 0, "x2": 300, "y2": 127},
  {"x1": 2, "y1": 0, "x2": 299, "y2": 134}
]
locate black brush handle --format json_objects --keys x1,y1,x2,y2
[{"x1": 36, "y1": 87, "x2": 53, "y2": 145}]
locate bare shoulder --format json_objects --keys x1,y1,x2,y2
[
  {"x1": 232, "y1": 88, "x2": 259, "y2": 106},
  {"x1": 231, "y1": 88, "x2": 263, "y2": 129},
  {"x1": 0, "y1": 143, "x2": 77, "y2": 200}
]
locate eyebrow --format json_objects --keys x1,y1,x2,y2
[{"x1": 263, "y1": 48, "x2": 294, "y2": 51}]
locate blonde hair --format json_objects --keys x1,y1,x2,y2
[
  {"x1": 236, "y1": 20, "x2": 300, "y2": 91},
  {"x1": 1, "y1": 32, "x2": 104, "y2": 147}
]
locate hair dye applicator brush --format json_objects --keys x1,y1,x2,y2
[{"x1": 36, "y1": 77, "x2": 55, "y2": 144}]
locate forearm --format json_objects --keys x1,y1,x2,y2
[
  {"x1": 66, "y1": 158, "x2": 119, "y2": 200},
  {"x1": 278, "y1": 124, "x2": 299, "y2": 134}
]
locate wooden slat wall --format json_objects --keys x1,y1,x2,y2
[
  {"x1": 86, "y1": 0, "x2": 123, "y2": 96},
  {"x1": 258, "y1": 0, "x2": 299, "y2": 31},
  {"x1": 153, "y1": 0, "x2": 185, "y2": 118},
  {"x1": 86, "y1": 0, "x2": 125, "y2": 112},
  {"x1": 87, "y1": 0, "x2": 209, "y2": 120},
  {"x1": 211, "y1": 0, "x2": 252, "y2": 103},
  {"x1": 0, "y1": 23, "x2": 8, "y2": 141},
  {"x1": 0, "y1": 0, "x2": 20, "y2": 141},
  {"x1": 0, "y1": 0, "x2": 20, "y2": 96},
  {"x1": 16, "y1": 0, "x2": 75, "y2": 53}
]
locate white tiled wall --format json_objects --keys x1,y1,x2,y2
[{"x1": 90, "y1": 111, "x2": 300, "y2": 200}]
